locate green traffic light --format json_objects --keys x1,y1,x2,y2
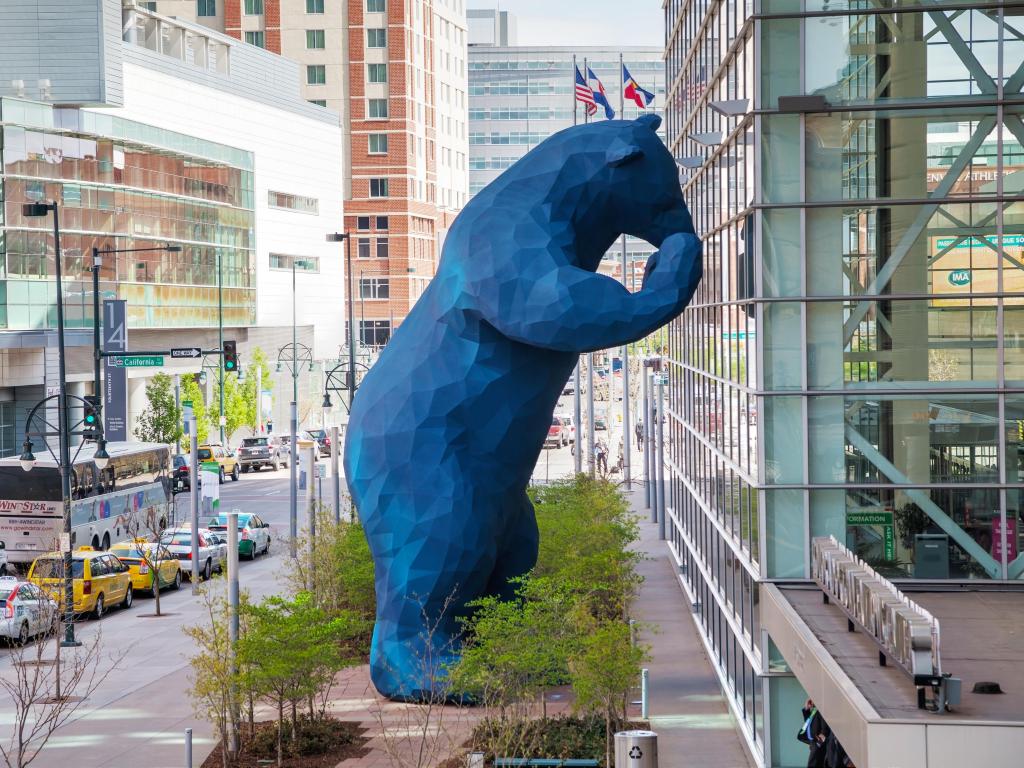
[
  {"x1": 226, "y1": 361, "x2": 235, "y2": 370},
  {"x1": 85, "y1": 414, "x2": 96, "y2": 424}
]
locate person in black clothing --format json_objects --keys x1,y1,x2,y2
[
  {"x1": 798, "y1": 699, "x2": 830, "y2": 768},
  {"x1": 635, "y1": 420, "x2": 644, "y2": 449}
]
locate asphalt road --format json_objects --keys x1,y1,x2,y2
[{"x1": 0, "y1": 391, "x2": 638, "y2": 766}]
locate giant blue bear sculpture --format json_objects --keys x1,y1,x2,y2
[{"x1": 344, "y1": 114, "x2": 702, "y2": 701}]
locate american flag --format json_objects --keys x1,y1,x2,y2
[
  {"x1": 575, "y1": 65, "x2": 597, "y2": 116},
  {"x1": 686, "y1": 64, "x2": 708, "y2": 103}
]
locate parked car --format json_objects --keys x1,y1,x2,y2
[
  {"x1": 158, "y1": 527, "x2": 226, "y2": 581},
  {"x1": 595, "y1": 416, "x2": 608, "y2": 431},
  {"x1": 0, "y1": 542, "x2": 8, "y2": 576},
  {"x1": 197, "y1": 444, "x2": 240, "y2": 483},
  {"x1": 306, "y1": 429, "x2": 331, "y2": 457},
  {"x1": 28, "y1": 547, "x2": 134, "y2": 619},
  {"x1": 206, "y1": 513, "x2": 272, "y2": 560},
  {"x1": 545, "y1": 416, "x2": 570, "y2": 448},
  {"x1": 0, "y1": 575, "x2": 57, "y2": 644},
  {"x1": 109, "y1": 540, "x2": 183, "y2": 595},
  {"x1": 237, "y1": 436, "x2": 287, "y2": 472}
]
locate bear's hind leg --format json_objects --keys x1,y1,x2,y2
[
  {"x1": 483, "y1": 492, "x2": 539, "y2": 603},
  {"x1": 369, "y1": 494, "x2": 498, "y2": 701}
]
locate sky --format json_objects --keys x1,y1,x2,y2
[{"x1": 492, "y1": 0, "x2": 663, "y2": 48}]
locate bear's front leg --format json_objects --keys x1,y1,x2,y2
[{"x1": 478, "y1": 232, "x2": 702, "y2": 354}]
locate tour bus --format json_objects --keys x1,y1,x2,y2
[{"x1": 0, "y1": 442, "x2": 171, "y2": 568}]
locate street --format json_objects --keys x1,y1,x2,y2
[{"x1": 0, "y1": 384, "x2": 647, "y2": 767}]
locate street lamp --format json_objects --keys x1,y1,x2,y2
[
  {"x1": 326, "y1": 233, "x2": 356, "y2": 412},
  {"x1": 22, "y1": 200, "x2": 79, "y2": 646}
]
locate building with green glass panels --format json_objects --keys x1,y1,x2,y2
[
  {"x1": 0, "y1": 98, "x2": 257, "y2": 333},
  {"x1": 664, "y1": 2, "x2": 1024, "y2": 766}
]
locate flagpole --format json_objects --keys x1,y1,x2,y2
[
  {"x1": 572, "y1": 53, "x2": 582, "y2": 476},
  {"x1": 583, "y1": 55, "x2": 595, "y2": 478},
  {"x1": 619, "y1": 52, "x2": 631, "y2": 490}
]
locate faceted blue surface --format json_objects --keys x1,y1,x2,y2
[{"x1": 344, "y1": 115, "x2": 702, "y2": 700}]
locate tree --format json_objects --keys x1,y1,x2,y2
[
  {"x1": 285, "y1": 507, "x2": 375, "y2": 652},
  {"x1": 237, "y1": 592, "x2": 358, "y2": 767},
  {"x1": 122, "y1": 505, "x2": 174, "y2": 617},
  {"x1": 568, "y1": 619, "x2": 647, "y2": 767},
  {"x1": 134, "y1": 372, "x2": 182, "y2": 445},
  {"x1": 210, "y1": 370, "x2": 248, "y2": 443},
  {"x1": 184, "y1": 585, "x2": 241, "y2": 768},
  {"x1": 1, "y1": 616, "x2": 120, "y2": 768},
  {"x1": 180, "y1": 374, "x2": 209, "y2": 450},
  {"x1": 241, "y1": 346, "x2": 274, "y2": 434}
]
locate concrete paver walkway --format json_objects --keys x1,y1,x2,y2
[{"x1": 628, "y1": 487, "x2": 755, "y2": 768}]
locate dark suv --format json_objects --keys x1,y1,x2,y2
[
  {"x1": 172, "y1": 455, "x2": 202, "y2": 492},
  {"x1": 305, "y1": 429, "x2": 331, "y2": 457},
  {"x1": 237, "y1": 436, "x2": 286, "y2": 473}
]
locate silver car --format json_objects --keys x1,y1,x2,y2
[
  {"x1": 0, "y1": 576, "x2": 57, "y2": 644},
  {"x1": 237, "y1": 436, "x2": 287, "y2": 472},
  {"x1": 159, "y1": 527, "x2": 227, "y2": 581}
]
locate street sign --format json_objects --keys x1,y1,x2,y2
[
  {"x1": 103, "y1": 300, "x2": 128, "y2": 441},
  {"x1": 171, "y1": 347, "x2": 202, "y2": 359},
  {"x1": 109, "y1": 355, "x2": 164, "y2": 368}
]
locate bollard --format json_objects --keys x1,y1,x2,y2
[
  {"x1": 227, "y1": 510, "x2": 240, "y2": 756},
  {"x1": 185, "y1": 727, "x2": 193, "y2": 768},
  {"x1": 640, "y1": 667, "x2": 649, "y2": 719},
  {"x1": 330, "y1": 425, "x2": 341, "y2": 524},
  {"x1": 614, "y1": 730, "x2": 657, "y2": 768},
  {"x1": 467, "y1": 752, "x2": 486, "y2": 768}
]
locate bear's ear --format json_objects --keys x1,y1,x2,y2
[
  {"x1": 635, "y1": 113, "x2": 662, "y2": 132},
  {"x1": 607, "y1": 138, "x2": 644, "y2": 168}
]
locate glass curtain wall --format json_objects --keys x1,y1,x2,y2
[
  {"x1": 666, "y1": 1, "x2": 1021, "y2": 765},
  {"x1": 0, "y1": 98, "x2": 256, "y2": 330}
]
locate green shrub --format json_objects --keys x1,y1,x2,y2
[
  {"x1": 248, "y1": 715, "x2": 359, "y2": 758},
  {"x1": 469, "y1": 715, "x2": 607, "y2": 761}
]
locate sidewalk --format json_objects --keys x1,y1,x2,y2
[{"x1": 627, "y1": 487, "x2": 755, "y2": 768}]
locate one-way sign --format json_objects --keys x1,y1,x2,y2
[{"x1": 171, "y1": 347, "x2": 203, "y2": 359}]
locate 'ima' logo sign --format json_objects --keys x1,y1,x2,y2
[{"x1": 948, "y1": 269, "x2": 971, "y2": 287}]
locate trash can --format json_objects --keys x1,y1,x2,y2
[{"x1": 614, "y1": 730, "x2": 658, "y2": 768}]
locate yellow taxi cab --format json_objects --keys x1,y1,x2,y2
[
  {"x1": 109, "y1": 539, "x2": 183, "y2": 595},
  {"x1": 28, "y1": 546, "x2": 134, "y2": 619}
]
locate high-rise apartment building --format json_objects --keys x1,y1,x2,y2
[
  {"x1": 663, "y1": 2, "x2": 1024, "y2": 766},
  {"x1": 164, "y1": 0, "x2": 469, "y2": 348}
]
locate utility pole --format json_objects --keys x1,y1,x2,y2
[
  {"x1": 645, "y1": 370, "x2": 654, "y2": 521},
  {"x1": 656, "y1": 370, "x2": 666, "y2": 539},
  {"x1": 189, "y1": 417, "x2": 200, "y2": 594},
  {"x1": 331, "y1": 425, "x2": 341, "y2": 524},
  {"x1": 218, "y1": 252, "x2": 225, "y2": 445},
  {"x1": 226, "y1": 510, "x2": 240, "y2": 757},
  {"x1": 289, "y1": 262, "x2": 298, "y2": 559},
  {"x1": 174, "y1": 374, "x2": 181, "y2": 455}
]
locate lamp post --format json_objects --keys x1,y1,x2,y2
[
  {"x1": 91, "y1": 243, "x2": 182, "y2": 422},
  {"x1": 22, "y1": 198, "x2": 110, "y2": 646},
  {"x1": 276, "y1": 339, "x2": 313, "y2": 559},
  {"x1": 326, "y1": 233, "x2": 356, "y2": 412}
]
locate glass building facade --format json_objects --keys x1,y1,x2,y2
[
  {"x1": 0, "y1": 97, "x2": 256, "y2": 331},
  {"x1": 664, "y1": 2, "x2": 1024, "y2": 765}
]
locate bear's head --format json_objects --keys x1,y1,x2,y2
[{"x1": 593, "y1": 114, "x2": 693, "y2": 251}]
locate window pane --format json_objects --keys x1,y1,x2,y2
[
  {"x1": 306, "y1": 65, "x2": 326, "y2": 85},
  {"x1": 367, "y1": 29, "x2": 386, "y2": 48},
  {"x1": 366, "y1": 0, "x2": 385, "y2": 11},
  {"x1": 356, "y1": 216, "x2": 370, "y2": 230},
  {"x1": 367, "y1": 64, "x2": 387, "y2": 83},
  {"x1": 807, "y1": 299, "x2": 997, "y2": 389},
  {"x1": 306, "y1": 0, "x2": 324, "y2": 12},
  {"x1": 368, "y1": 133, "x2": 388, "y2": 154},
  {"x1": 369, "y1": 178, "x2": 389, "y2": 197},
  {"x1": 197, "y1": 0, "x2": 216, "y2": 16},
  {"x1": 306, "y1": 30, "x2": 325, "y2": 49},
  {"x1": 844, "y1": 487, "x2": 1001, "y2": 580},
  {"x1": 368, "y1": 98, "x2": 388, "y2": 118},
  {"x1": 244, "y1": 31, "x2": 265, "y2": 48},
  {"x1": 376, "y1": 216, "x2": 389, "y2": 230},
  {"x1": 357, "y1": 238, "x2": 370, "y2": 258},
  {"x1": 376, "y1": 237, "x2": 389, "y2": 258},
  {"x1": 244, "y1": 0, "x2": 263, "y2": 14}
]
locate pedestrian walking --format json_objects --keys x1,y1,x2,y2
[
  {"x1": 635, "y1": 419, "x2": 644, "y2": 449},
  {"x1": 595, "y1": 440, "x2": 609, "y2": 474},
  {"x1": 797, "y1": 699, "x2": 830, "y2": 768}
]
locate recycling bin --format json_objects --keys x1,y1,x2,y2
[{"x1": 614, "y1": 730, "x2": 658, "y2": 768}]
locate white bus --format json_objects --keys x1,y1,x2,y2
[{"x1": 0, "y1": 442, "x2": 172, "y2": 568}]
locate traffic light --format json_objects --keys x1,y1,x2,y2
[
  {"x1": 83, "y1": 395, "x2": 101, "y2": 440},
  {"x1": 223, "y1": 340, "x2": 238, "y2": 372}
]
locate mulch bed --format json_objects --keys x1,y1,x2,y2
[{"x1": 200, "y1": 717, "x2": 370, "y2": 768}]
